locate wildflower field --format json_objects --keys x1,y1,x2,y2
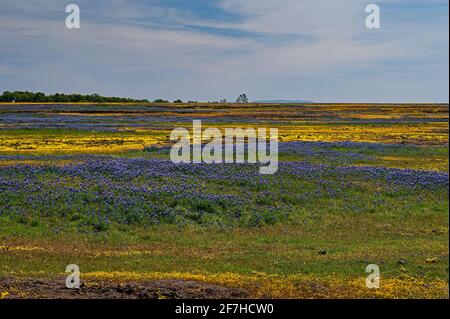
[{"x1": 0, "y1": 103, "x2": 448, "y2": 299}]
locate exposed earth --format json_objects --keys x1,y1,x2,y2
[{"x1": 0, "y1": 277, "x2": 249, "y2": 299}]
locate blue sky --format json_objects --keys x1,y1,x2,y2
[{"x1": 0, "y1": 0, "x2": 448, "y2": 102}]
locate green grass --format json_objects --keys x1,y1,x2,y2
[{"x1": 1, "y1": 209, "x2": 447, "y2": 281}]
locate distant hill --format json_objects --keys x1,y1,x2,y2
[{"x1": 254, "y1": 99, "x2": 315, "y2": 104}]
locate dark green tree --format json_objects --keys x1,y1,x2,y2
[{"x1": 236, "y1": 94, "x2": 249, "y2": 103}]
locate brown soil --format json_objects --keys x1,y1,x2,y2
[{"x1": 0, "y1": 277, "x2": 249, "y2": 299}]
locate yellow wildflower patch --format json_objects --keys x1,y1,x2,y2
[
  {"x1": 83, "y1": 271, "x2": 449, "y2": 299},
  {"x1": 0, "y1": 291, "x2": 9, "y2": 299},
  {"x1": 0, "y1": 245, "x2": 44, "y2": 252}
]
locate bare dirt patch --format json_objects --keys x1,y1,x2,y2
[{"x1": 0, "y1": 277, "x2": 249, "y2": 299}]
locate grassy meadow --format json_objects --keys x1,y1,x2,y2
[{"x1": 0, "y1": 103, "x2": 448, "y2": 298}]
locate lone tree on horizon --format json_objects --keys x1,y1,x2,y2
[{"x1": 236, "y1": 94, "x2": 249, "y2": 104}]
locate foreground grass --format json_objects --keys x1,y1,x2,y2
[{"x1": 1, "y1": 210, "x2": 448, "y2": 298}]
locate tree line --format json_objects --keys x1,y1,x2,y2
[
  {"x1": 0, "y1": 91, "x2": 251, "y2": 103},
  {"x1": 0, "y1": 91, "x2": 149, "y2": 103}
]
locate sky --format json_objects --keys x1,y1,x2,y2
[{"x1": 0, "y1": 0, "x2": 448, "y2": 102}]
